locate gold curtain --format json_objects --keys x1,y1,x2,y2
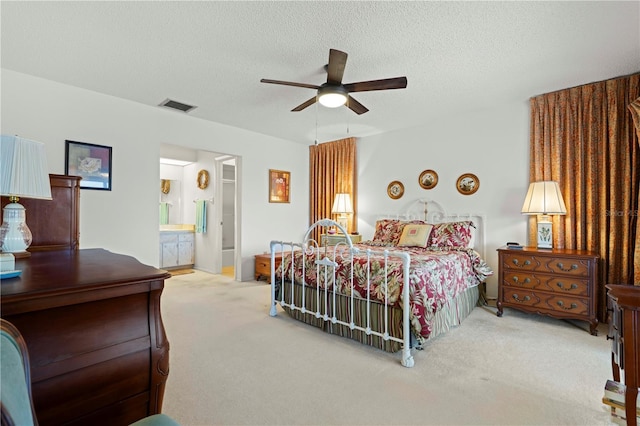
[
  {"x1": 628, "y1": 96, "x2": 640, "y2": 284},
  {"x1": 309, "y1": 137, "x2": 357, "y2": 242},
  {"x1": 529, "y1": 73, "x2": 640, "y2": 322}
]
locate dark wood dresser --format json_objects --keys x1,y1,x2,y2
[
  {"x1": 1, "y1": 249, "x2": 171, "y2": 425},
  {"x1": 497, "y1": 247, "x2": 599, "y2": 335},
  {"x1": 606, "y1": 284, "x2": 640, "y2": 426},
  {"x1": 1, "y1": 174, "x2": 81, "y2": 252}
]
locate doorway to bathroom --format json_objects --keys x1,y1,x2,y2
[{"x1": 159, "y1": 144, "x2": 240, "y2": 279}]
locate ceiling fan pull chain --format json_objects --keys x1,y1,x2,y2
[{"x1": 314, "y1": 101, "x2": 319, "y2": 145}]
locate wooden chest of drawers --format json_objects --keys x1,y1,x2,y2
[
  {"x1": 254, "y1": 253, "x2": 283, "y2": 283},
  {"x1": 497, "y1": 247, "x2": 599, "y2": 335}
]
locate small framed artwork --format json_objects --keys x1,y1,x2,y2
[
  {"x1": 387, "y1": 180, "x2": 404, "y2": 200},
  {"x1": 456, "y1": 173, "x2": 479, "y2": 195},
  {"x1": 269, "y1": 169, "x2": 290, "y2": 203},
  {"x1": 65, "y1": 140, "x2": 112, "y2": 190},
  {"x1": 418, "y1": 169, "x2": 438, "y2": 190}
]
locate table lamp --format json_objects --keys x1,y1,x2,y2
[
  {"x1": 331, "y1": 193, "x2": 353, "y2": 234},
  {"x1": 521, "y1": 181, "x2": 566, "y2": 249},
  {"x1": 0, "y1": 135, "x2": 52, "y2": 255}
]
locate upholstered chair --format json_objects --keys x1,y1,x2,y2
[{"x1": 0, "y1": 319, "x2": 179, "y2": 426}]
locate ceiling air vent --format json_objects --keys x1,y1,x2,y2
[{"x1": 159, "y1": 98, "x2": 197, "y2": 113}]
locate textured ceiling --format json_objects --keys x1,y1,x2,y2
[{"x1": 2, "y1": 1, "x2": 639, "y2": 145}]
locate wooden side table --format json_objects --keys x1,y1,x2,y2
[
  {"x1": 321, "y1": 233, "x2": 362, "y2": 246},
  {"x1": 497, "y1": 246, "x2": 599, "y2": 335},
  {"x1": 254, "y1": 253, "x2": 283, "y2": 283}
]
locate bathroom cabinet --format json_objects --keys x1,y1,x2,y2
[{"x1": 160, "y1": 231, "x2": 194, "y2": 269}]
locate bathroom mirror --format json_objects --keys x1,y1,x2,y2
[{"x1": 159, "y1": 179, "x2": 181, "y2": 224}]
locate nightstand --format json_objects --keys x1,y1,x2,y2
[
  {"x1": 497, "y1": 246, "x2": 599, "y2": 335},
  {"x1": 254, "y1": 253, "x2": 283, "y2": 283},
  {"x1": 321, "y1": 233, "x2": 362, "y2": 246}
]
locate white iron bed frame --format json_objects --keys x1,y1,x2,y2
[{"x1": 269, "y1": 199, "x2": 486, "y2": 368}]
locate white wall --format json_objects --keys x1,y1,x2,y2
[
  {"x1": 1, "y1": 69, "x2": 309, "y2": 281},
  {"x1": 2, "y1": 69, "x2": 534, "y2": 293},
  {"x1": 357, "y1": 103, "x2": 531, "y2": 298}
]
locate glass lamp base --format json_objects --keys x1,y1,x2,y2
[{"x1": 0, "y1": 202, "x2": 32, "y2": 253}]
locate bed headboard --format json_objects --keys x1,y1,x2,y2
[{"x1": 378, "y1": 198, "x2": 487, "y2": 259}]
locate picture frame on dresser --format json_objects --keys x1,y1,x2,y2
[{"x1": 65, "y1": 140, "x2": 112, "y2": 191}]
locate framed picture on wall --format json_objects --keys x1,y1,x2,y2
[
  {"x1": 269, "y1": 169, "x2": 290, "y2": 203},
  {"x1": 65, "y1": 140, "x2": 112, "y2": 191}
]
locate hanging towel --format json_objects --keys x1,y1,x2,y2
[
  {"x1": 159, "y1": 202, "x2": 169, "y2": 225},
  {"x1": 195, "y1": 200, "x2": 207, "y2": 233}
]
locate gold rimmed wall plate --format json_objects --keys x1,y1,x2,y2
[
  {"x1": 456, "y1": 173, "x2": 479, "y2": 195},
  {"x1": 387, "y1": 180, "x2": 404, "y2": 199},
  {"x1": 418, "y1": 169, "x2": 438, "y2": 190}
]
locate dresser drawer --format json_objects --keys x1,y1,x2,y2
[
  {"x1": 501, "y1": 253, "x2": 592, "y2": 277},
  {"x1": 502, "y1": 272, "x2": 589, "y2": 296},
  {"x1": 502, "y1": 287, "x2": 589, "y2": 316}
]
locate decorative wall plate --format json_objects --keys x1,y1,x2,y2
[
  {"x1": 456, "y1": 173, "x2": 479, "y2": 195},
  {"x1": 387, "y1": 180, "x2": 404, "y2": 199},
  {"x1": 197, "y1": 169, "x2": 210, "y2": 189},
  {"x1": 418, "y1": 169, "x2": 438, "y2": 190}
]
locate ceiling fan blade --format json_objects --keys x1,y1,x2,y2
[
  {"x1": 291, "y1": 96, "x2": 317, "y2": 112},
  {"x1": 343, "y1": 77, "x2": 407, "y2": 93},
  {"x1": 347, "y1": 96, "x2": 369, "y2": 115},
  {"x1": 260, "y1": 79, "x2": 320, "y2": 90},
  {"x1": 326, "y1": 49, "x2": 348, "y2": 85}
]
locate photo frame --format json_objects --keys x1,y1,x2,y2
[
  {"x1": 456, "y1": 173, "x2": 479, "y2": 195},
  {"x1": 269, "y1": 169, "x2": 290, "y2": 203},
  {"x1": 418, "y1": 169, "x2": 438, "y2": 190},
  {"x1": 65, "y1": 140, "x2": 112, "y2": 191}
]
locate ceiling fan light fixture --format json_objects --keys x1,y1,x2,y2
[{"x1": 318, "y1": 86, "x2": 348, "y2": 108}]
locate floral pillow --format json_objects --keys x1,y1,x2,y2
[
  {"x1": 371, "y1": 219, "x2": 404, "y2": 246},
  {"x1": 429, "y1": 221, "x2": 474, "y2": 248}
]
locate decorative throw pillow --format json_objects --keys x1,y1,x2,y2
[
  {"x1": 429, "y1": 221, "x2": 473, "y2": 248},
  {"x1": 371, "y1": 219, "x2": 403, "y2": 245},
  {"x1": 398, "y1": 224, "x2": 433, "y2": 247}
]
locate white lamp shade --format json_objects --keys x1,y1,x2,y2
[
  {"x1": 0, "y1": 135, "x2": 52, "y2": 200},
  {"x1": 521, "y1": 181, "x2": 566, "y2": 215},
  {"x1": 332, "y1": 193, "x2": 353, "y2": 214}
]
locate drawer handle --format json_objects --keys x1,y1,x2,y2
[
  {"x1": 556, "y1": 262, "x2": 578, "y2": 272},
  {"x1": 511, "y1": 259, "x2": 531, "y2": 267},
  {"x1": 512, "y1": 294, "x2": 531, "y2": 303},
  {"x1": 556, "y1": 282, "x2": 578, "y2": 291},
  {"x1": 556, "y1": 300, "x2": 578, "y2": 310},
  {"x1": 511, "y1": 276, "x2": 531, "y2": 285},
  {"x1": 606, "y1": 335, "x2": 615, "y2": 341}
]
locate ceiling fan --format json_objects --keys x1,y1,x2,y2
[{"x1": 260, "y1": 49, "x2": 407, "y2": 115}]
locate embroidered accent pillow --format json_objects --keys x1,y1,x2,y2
[{"x1": 398, "y1": 224, "x2": 433, "y2": 247}]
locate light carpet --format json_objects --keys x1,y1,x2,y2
[{"x1": 161, "y1": 270, "x2": 617, "y2": 426}]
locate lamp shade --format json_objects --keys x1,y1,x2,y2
[
  {"x1": 521, "y1": 181, "x2": 566, "y2": 215},
  {"x1": 332, "y1": 193, "x2": 353, "y2": 214},
  {"x1": 0, "y1": 135, "x2": 52, "y2": 200}
]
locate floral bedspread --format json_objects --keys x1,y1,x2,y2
[{"x1": 276, "y1": 243, "x2": 493, "y2": 343}]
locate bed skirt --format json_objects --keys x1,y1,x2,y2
[{"x1": 279, "y1": 282, "x2": 480, "y2": 353}]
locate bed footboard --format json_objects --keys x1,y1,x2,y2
[{"x1": 269, "y1": 219, "x2": 415, "y2": 368}]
